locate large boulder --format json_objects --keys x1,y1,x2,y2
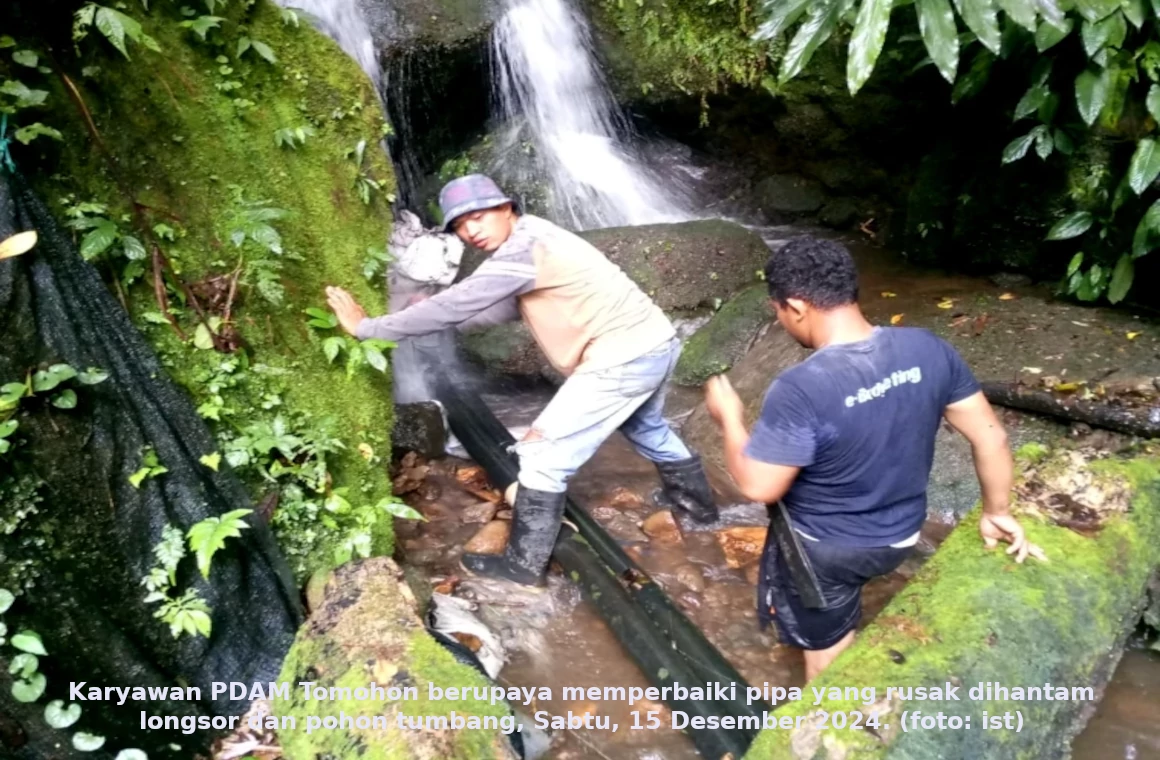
[
  {"x1": 672, "y1": 284, "x2": 771, "y2": 386},
  {"x1": 277, "y1": 557, "x2": 518, "y2": 760},
  {"x1": 456, "y1": 220, "x2": 771, "y2": 381},
  {"x1": 754, "y1": 174, "x2": 827, "y2": 220}
]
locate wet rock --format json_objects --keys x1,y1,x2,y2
[
  {"x1": 461, "y1": 501, "x2": 499, "y2": 524},
  {"x1": 675, "y1": 564, "x2": 707, "y2": 594},
  {"x1": 641, "y1": 510, "x2": 684, "y2": 545},
  {"x1": 464, "y1": 520, "x2": 511, "y2": 555},
  {"x1": 716, "y1": 527, "x2": 768, "y2": 569},
  {"x1": 755, "y1": 174, "x2": 826, "y2": 217},
  {"x1": 599, "y1": 512, "x2": 649, "y2": 543},
  {"x1": 703, "y1": 584, "x2": 733, "y2": 609},
  {"x1": 496, "y1": 509, "x2": 513, "y2": 521},
  {"x1": 608, "y1": 486, "x2": 647, "y2": 510},
  {"x1": 679, "y1": 592, "x2": 703, "y2": 610},
  {"x1": 819, "y1": 198, "x2": 860, "y2": 229},
  {"x1": 392, "y1": 403, "x2": 447, "y2": 458},
  {"x1": 590, "y1": 506, "x2": 620, "y2": 521},
  {"x1": 674, "y1": 285, "x2": 771, "y2": 386}
]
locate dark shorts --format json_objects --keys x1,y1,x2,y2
[{"x1": 757, "y1": 531, "x2": 912, "y2": 650}]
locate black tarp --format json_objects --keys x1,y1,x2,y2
[{"x1": 0, "y1": 171, "x2": 302, "y2": 758}]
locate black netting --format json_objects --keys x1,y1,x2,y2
[{"x1": 0, "y1": 171, "x2": 302, "y2": 758}]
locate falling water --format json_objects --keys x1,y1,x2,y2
[
  {"x1": 275, "y1": 0, "x2": 381, "y2": 92},
  {"x1": 490, "y1": 0, "x2": 691, "y2": 229}
]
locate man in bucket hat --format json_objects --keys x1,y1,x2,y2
[{"x1": 326, "y1": 174, "x2": 717, "y2": 585}]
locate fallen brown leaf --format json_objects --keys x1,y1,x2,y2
[
  {"x1": 937, "y1": 298, "x2": 955, "y2": 309},
  {"x1": 890, "y1": 313, "x2": 904, "y2": 325},
  {"x1": 999, "y1": 292, "x2": 1016, "y2": 300},
  {"x1": 973, "y1": 314, "x2": 989, "y2": 336},
  {"x1": 881, "y1": 291, "x2": 897, "y2": 298}
]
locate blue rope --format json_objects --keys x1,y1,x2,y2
[{"x1": 0, "y1": 113, "x2": 16, "y2": 174}]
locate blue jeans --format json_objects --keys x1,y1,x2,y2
[{"x1": 514, "y1": 337, "x2": 692, "y2": 493}]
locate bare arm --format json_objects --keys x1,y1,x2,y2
[{"x1": 943, "y1": 390, "x2": 1012, "y2": 515}]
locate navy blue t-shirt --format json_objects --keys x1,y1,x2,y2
[{"x1": 744, "y1": 326, "x2": 981, "y2": 547}]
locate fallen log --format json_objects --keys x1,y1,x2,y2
[
  {"x1": 981, "y1": 381, "x2": 1160, "y2": 438},
  {"x1": 742, "y1": 449, "x2": 1160, "y2": 759}
]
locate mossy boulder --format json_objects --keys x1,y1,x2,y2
[
  {"x1": 276, "y1": 557, "x2": 518, "y2": 760},
  {"x1": 2, "y1": 0, "x2": 401, "y2": 581},
  {"x1": 456, "y1": 219, "x2": 770, "y2": 381},
  {"x1": 673, "y1": 284, "x2": 771, "y2": 386},
  {"x1": 742, "y1": 452, "x2": 1160, "y2": 759}
]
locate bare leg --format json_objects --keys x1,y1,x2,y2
[{"x1": 804, "y1": 630, "x2": 856, "y2": 682}]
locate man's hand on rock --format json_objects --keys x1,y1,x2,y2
[
  {"x1": 705, "y1": 375, "x2": 745, "y2": 428},
  {"x1": 979, "y1": 512, "x2": 1047, "y2": 564},
  {"x1": 326, "y1": 286, "x2": 367, "y2": 337}
]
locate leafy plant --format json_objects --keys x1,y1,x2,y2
[
  {"x1": 187, "y1": 509, "x2": 251, "y2": 578},
  {"x1": 346, "y1": 139, "x2": 394, "y2": 205},
  {"x1": 73, "y1": 4, "x2": 161, "y2": 60},
  {"x1": 236, "y1": 35, "x2": 277, "y2": 64},
  {"x1": 304, "y1": 307, "x2": 395, "y2": 379},
  {"x1": 361, "y1": 245, "x2": 392, "y2": 283},
  {"x1": 61, "y1": 199, "x2": 148, "y2": 287},
  {"x1": 0, "y1": 364, "x2": 107, "y2": 457},
  {"x1": 129, "y1": 447, "x2": 168, "y2": 488},
  {"x1": 226, "y1": 191, "x2": 296, "y2": 305},
  {"x1": 274, "y1": 125, "x2": 315, "y2": 149}
]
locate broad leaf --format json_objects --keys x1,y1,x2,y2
[
  {"x1": 1147, "y1": 84, "x2": 1160, "y2": 122},
  {"x1": 1128, "y1": 138, "x2": 1160, "y2": 194},
  {"x1": 1121, "y1": 0, "x2": 1146, "y2": 25},
  {"x1": 917, "y1": 0, "x2": 960, "y2": 83},
  {"x1": 9, "y1": 653, "x2": 38, "y2": 678},
  {"x1": 252, "y1": 40, "x2": 277, "y2": 64},
  {"x1": 1046, "y1": 211, "x2": 1094, "y2": 239},
  {"x1": 77, "y1": 367, "x2": 109, "y2": 385},
  {"x1": 12, "y1": 630, "x2": 46, "y2": 655},
  {"x1": 954, "y1": 0, "x2": 1002, "y2": 53},
  {"x1": 115, "y1": 751, "x2": 148, "y2": 760},
  {"x1": 1076, "y1": 0, "x2": 1123, "y2": 21},
  {"x1": 32, "y1": 363, "x2": 77, "y2": 393},
  {"x1": 1082, "y1": 12, "x2": 1125, "y2": 57},
  {"x1": 364, "y1": 344, "x2": 388, "y2": 373},
  {"x1": 0, "y1": 588, "x2": 13, "y2": 613},
  {"x1": 1014, "y1": 84, "x2": 1048, "y2": 119},
  {"x1": 94, "y1": 7, "x2": 129, "y2": 58},
  {"x1": 1002, "y1": 130, "x2": 1037, "y2": 163},
  {"x1": 52, "y1": 389, "x2": 78, "y2": 409},
  {"x1": 1034, "y1": 126, "x2": 1054, "y2": 159},
  {"x1": 199, "y1": 452, "x2": 221, "y2": 471},
  {"x1": 122, "y1": 235, "x2": 146, "y2": 261},
  {"x1": 1075, "y1": 66, "x2": 1110, "y2": 126},
  {"x1": 0, "y1": 420, "x2": 16, "y2": 438},
  {"x1": 997, "y1": 0, "x2": 1038, "y2": 30},
  {"x1": 187, "y1": 509, "x2": 252, "y2": 578},
  {"x1": 1132, "y1": 199, "x2": 1160, "y2": 257},
  {"x1": 1036, "y1": 18, "x2": 1074, "y2": 51},
  {"x1": 193, "y1": 323, "x2": 214, "y2": 350},
  {"x1": 780, "y1": 0, "x2": 844, "y2": 83},
  {"x1": 72, "y1": 732, "x2": 106, "y2": 752},
  {"x1": 80, "y1": 220, "x2": 119, "y2": 261},
  {"x1": 0, "y1": 80, "x2": 48, "y2": 109},
  {"x1": 1100, "y1": 63, "x2": 1130, "y2": 129},
  {"x1": 184, "y1": 15, "x2": 223, "y2": 41},
  {"x1": 12, "y1": 672, "x2": 45, "y2": 702},
  {"x1": 378, "y1": 497, "x2": 426, "y2": 521},
  {"x1": 13, "y1": 50, "x2": 38, "y2": 68},
  {"x1": 14, "y1": 123, "x2": 63, "y2": 145},
  {"x1": 45, "y1": 700, "x2": 82, "y2": 729},
  {"x1": 1107, "y1": 254, "x2": 1134, "y2": 302},
  {"x1": 754, "y1": 0, "x2": 812, "y2": 39},
  {"x1": 1067, "y1": 251, "x2": 1085, "y2": 276},
  {"x1": 848, "y1": 0, "x2": 895, "y2": 94},
  {"x1": 952, "y1": 48, "x2": 995, "y2": 103},
  {"x1": 1036, "y1": 0, "x2": 1068, "y2": 27},
  {"x1": 322, "y1": 336, "x2": 345, "y2": 363}
]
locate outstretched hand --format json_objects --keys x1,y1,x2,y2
[
  {"x1": 979, "y1": 512, "x2": 1048, "y2": 564},
  {"x1": 705, "y1": 374, "x2": 745, "y2": 428},
  {"x1": 325, "y1": 286, "x2": 367, "y2": 337}
]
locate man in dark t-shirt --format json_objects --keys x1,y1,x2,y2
[{"x1": 704, "y1": 236, "x2": 1045, "y2": 680}]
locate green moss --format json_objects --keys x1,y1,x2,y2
[
  {"x1": 9, "y1": 1, "x2": 399, "y2": 582},
  {"x1": 674, "y1": 284, "x2": 770, "y2": 386},
  {"x1": 743, "y1": 455, "x2": 1160, "y2": 758}
]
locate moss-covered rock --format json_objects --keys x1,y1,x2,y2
[
  {"x1": 673, "y1": 284, "x2": 770, "y2": 386},
  {"x1": 2, "y1": 0, "x2": 401, "y2": 581},
  {"x1": 742, "y1": 451, "x2": 1160, "y2": 759},
  {"x1": 276, "y1": 557, "x2": 517, "y2": 760}
]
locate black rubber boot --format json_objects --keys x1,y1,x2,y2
[
  {"x1": 654, "y1": 455, "x2": 719, "y2": 524},
  {"x1": 460, "y1": 486, "x2": 566, "y2": 586}
]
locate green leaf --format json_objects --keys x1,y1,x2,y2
[
  {"x1": 1034, "y1": 125, "x2": 1054, "y2": 159},
  {"x1": 0, "y1": 420, "x2": 17, "y2": 439},
  {"x1": 1014, "y1": 84, "x2": 1048, "y2": 119},
  {"x1": 1002, "y1": 130, "x2": 1037, "y2": 163},
  {"x1": 1076, "y1": 0, "x2": 1122, "y2": 22},
  {"x1": 754, "y1": 0, "x2": 812, "y2": 39},
  {"x1": 1067, "y1": 251, "x2": 1085, "y2": 275},
  {"x1": 1100, "y1": 63, "x2": 1130, "y2": 129},
  {"x1": 9, "y1": 653, "x2": 38, "y2": 678},
  {"x1": 0, "y1": 36, "x2": 15, "y2": 49},
  {"x1": 52, "y1": 389, "x2": 78, "y2": 409},
  {"x1": 45, "y1": 700, "x2": 83, "y2": 729},
  {"x1": 13, "y1": 123, "x2": 63, "y2": 145},
  {"x1": 12, "y1": 672, "x2": 45, "y2": 702},
  {"x1": 121, "y1": 234, "x2": 147, "y2": 261},
  {"x1": 1075, "y1": 66, "x2": 1110, "y2": 126},
  {"x1": 1035, "y1": 18, "x2": 1073, "y2": 51},
  {"x1": 72, "y1": 732, "x2": 106, "y2": 752},
  {"x1": 951, "y1": 48, "x2": 994, "y2": 103},
  {"x1": 1121, "y1": 0, "x2": 1146, "y2": 24},
  {"x1": 0, "y1": 588, "x2": 13, "y2": 613},
  {"x1": 1107, "y1": 254, "x2": 1134, "y2": 302},
  {"x1": 847, "y1": 0, "x2": 894, "y2": 94},
  {"x1": 0, "y1": 80, "x2": 48, "y2": 108},
  {"x1": 1046, "y1": 211, "x2": 1094, "y2": 239},
  {"x1": 323, "y1": 336, "x2": 344, "y2": 364},
  {"x1": 1132, "y1": 199, "x2": 1160, "y2": 256},
  {"x1": 780, "y1": 0, "x2": 845, "y2": 83},
  {"x1": 77, "y1": 367, "x2": 109, "y2": 385},
  {"x1": 1128, "y1": 138, "x2": 1160, "y2": 194},
  {"x1": 378, "y1": 497, "x2": 426, "y2": 521},
  {"x1": 12, "y1": 50, "x2": 38, "y2": 68},
  {"x1": 193, "y1": 323, "x2": 215, "y2": 350},
  {"x1": 80, "y1": 219, "x2": 119, "y2": 261},
  {"x1": 1147, "y1": 84, "x2": 1160, "y2": 123},
  {"x1": 997, "y1": 0, "x2": 1038, "y2": 30},
  {"x1": 129, "y1": 467, "x2": 151, "y2": 488},
  {"x1": 199, "y1": 452, "x2": 221, "y2": 471},
  {"x1": 236, "y1": 36, "x2": 252, "y2": 58},
  {"x1": 32, "y1": 363, "x2": 77, "y2": 393},
  {"x1": 187, "y1": 509, "x2": 252, "y2": 579},
  {"x1": 11, "y1": 630, "x2": 47, "y2": 655},
  {"x1": 94, "y1": 7, "x2": 130, "y2": 58},
  {"x1": 1082, "y1": 12, "x2": 1126, "y2": 57},
  {"x1": 251, "y1": 40, "x2": 277, "y2": 64},
  {"x1": 115, "y1": 751, "x2": 148, "y2": 760},
  {"x1": 183, "y1": 15, "x2": 223, "y2": 41},
  {"x1": 364, "y1": 344, "x2": 388, "y2": 373},
  {"x1": 953, "y1": 0, "x2": 1002, "y2": 53}
]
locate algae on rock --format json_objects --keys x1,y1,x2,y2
[{"x1": 2, "y1": 0, "x2": 402, "y2": 581}]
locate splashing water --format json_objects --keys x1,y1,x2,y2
[{"x1": 490, "y1": 0, "x2": 691, "y2": 229}]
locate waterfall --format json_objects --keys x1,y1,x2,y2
[
  {"x1": 275, "y1": 0, "x2": 381, "y2": 92},
  {"x1": 490, "y1": 0, "x2": 690, "y2": 230}
]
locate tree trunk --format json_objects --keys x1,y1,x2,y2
[{"x1": 981, "y1": 381, "x2": 1160, "y2": 438}]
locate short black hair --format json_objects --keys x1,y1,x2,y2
[{"x1": 763, "y1": 236, "x2": 859, "y2": 309}]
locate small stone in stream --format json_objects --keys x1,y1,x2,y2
[
  {"x1": 452, "y1": 631, "x2": 483, "y2": 652},
  {"x1": 641, "y1": 510, "x2": 683, "y2": 544},
  {"x1": 432, "y1": 577, "x2": 460, "y2": 595},
  {"x1": 495, "y1": 509, "x2": 512, "y2": 520},
  {"x1": 464, "y1": 520, "x2": 511, "y2": 555},
  {"x1": 717, "y1": 527, "x2": 768, "y2": 569},
  {"x1": 608, "y1": 487, "x2": 646, "y2": 510},
  {"x1": 392, "y1": 402, "x2": 447, "y2": 458},
  {"x1": 461, "y1": 501, "x2": 498, "y2": 524},
  {"x1": 679, "y1": 592, "x2": 702, "y2": 610},
  {"x1": 675, "y1": 564, "x2": 707, "y2": 594},
  {"x1": 590, "y1": 506, "x2": 620, "y2": 521},
  {"x1": 601, "y1": 513, "x2": 649, "y2": 543}
]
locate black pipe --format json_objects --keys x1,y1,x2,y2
[{"x1": 436, "y1": 379, "x2": 760, "y2": 715}]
